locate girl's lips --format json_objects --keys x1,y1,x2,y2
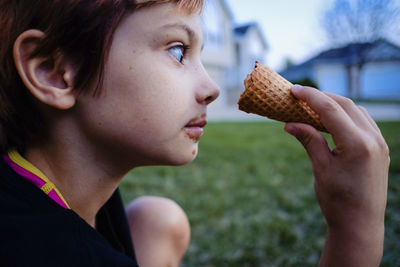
[
  {"x1": 185, "y1": 120, "x2": 207, "y2": 128},
  {"x1": 184, "y1": 120, "x2": 207, "y2": 142},
  {"x1": 184, "y1": 126, "x2": 204, "y2": 142}
]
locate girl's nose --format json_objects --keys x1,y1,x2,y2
[{"x1": 196, "y1": 65, "x2": 220, "y2": 105}]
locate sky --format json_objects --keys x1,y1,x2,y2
[{"x1": 226, "y1": 0, "x2": 400, "y2": 71}]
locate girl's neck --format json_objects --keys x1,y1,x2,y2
[{"x1": 24, "y1": 139, "x2": 129, "y2": 228}]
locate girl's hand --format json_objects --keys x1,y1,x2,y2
[{"x1": 284, "y1": 85, "x2": 390, "y2": 267}]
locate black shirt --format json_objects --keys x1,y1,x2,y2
[{"x1": 0, "y1": 157, "x2": 139, "y2": 266}]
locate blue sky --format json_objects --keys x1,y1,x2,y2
[{"x1": 226, "y1": 0, "x2": 400, "y2": 71}]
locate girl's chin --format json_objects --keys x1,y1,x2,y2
[
  {"x1": 140, "y1": 142, "x2": 199, "y2": 167},
  {"x1": 176, "y1": 154, "x2": 198, "y2": 166},
  {"x1": 168, "y1": 147, "x2": 198, "y2": 166}
]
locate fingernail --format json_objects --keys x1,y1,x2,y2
[
  {"x1": 284, "y1": 124, "x2": 297, "y2": 136},
  {"x1": 292, "y1": 84, "x2": 303, "y2": 93}
]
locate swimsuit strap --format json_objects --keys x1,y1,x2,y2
[{"x1": 3, "y1": 149, "x2": 70, "y2": 209}]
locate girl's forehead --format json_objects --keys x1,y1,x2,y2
[
  {"x1": 132, "y1": 0, "x2": 203, "y2": 14},
  {"x1": 117, "y1": 1, "x2": 203, "y2": 42}
]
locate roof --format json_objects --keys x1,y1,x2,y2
[
  {"x1": 234, "y1": 22, "x2": 268, "y2": 49},
  {"x1": 234, "y1": 23, "x2": 255, "y2": 35},
  {"x1": 297, "y1": 39, "x2": 400, "y2": 67}
]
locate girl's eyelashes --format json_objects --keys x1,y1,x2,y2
[{"x1": 168, "y1": 44, "x2": 190, "y2": 64}]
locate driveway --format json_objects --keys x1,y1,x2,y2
[{"x1": 357, "y1": 103, "x2": 400, "y2": 121}]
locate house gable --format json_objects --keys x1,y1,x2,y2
[
  {"x1": 364, "y1": 39, "x2": 400, "y2": 62},
  {"x1": 281, "y1": 39, "x2": 400, "y2": 99},
  {"x1": 234, "y1": 22, "x2": 268, "y2": 51}
]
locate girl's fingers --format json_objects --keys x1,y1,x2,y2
[
  {"x1": 291, "y1": 86, "x2": 358, "y2": 145},
  {"x1": 284, "y1": 122, "x2": 331, "y2": 166},
  {"x1": 357, "y1": 105, "x2": 381, "y2": 134},
  {"x1": 323, "y1": 92, "x2": 374, "y2": 131}
]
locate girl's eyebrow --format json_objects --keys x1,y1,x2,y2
[
  {"x1": 158, "y1": 22, "x2": 204, "y2": 51},
  {"x1": 159, "y1": 23, "x2": 198, "y2": 42}
]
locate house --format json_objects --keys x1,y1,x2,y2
[
  {"x1": 201, "y1": 0, "x2": 235, "y2": 110},
  {"x1": 226, "y1": 22, "x2": 268, "y2": 105},
  {"x1": 280, "y1": 39, "x2": 400, "y2": 100},
  {"x1": 201, "y1": 1, "x2": 269, "y2": 111}
]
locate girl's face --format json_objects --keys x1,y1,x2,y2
[{"x1": 75, "y1": 2, "x2": 219, "y2": 167}]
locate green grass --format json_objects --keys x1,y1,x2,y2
[{"x1": 120, "y1": 121, "x2": 400, "y2": 266}]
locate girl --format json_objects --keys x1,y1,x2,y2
[{"x1": 0, "y1": 0, "x2": 389, "y2": 266}]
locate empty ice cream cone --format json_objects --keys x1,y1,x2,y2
[{"x1": 238, "y1": 62, "x2": 327, "y2": 132}]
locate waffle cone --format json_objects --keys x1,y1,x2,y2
[{"x1": 238, "y1": 62, "x2": 327, "y2": 132}]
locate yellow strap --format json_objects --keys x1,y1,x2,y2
[
  {"x1": 8, "y1": 149, "x2": 71, "y2": 209},
  {"x1": 41, "y1": 182, "x2": 54, "y2": 194},
  {"x1": 8, "y1": 149, "x2": 49, "y2": 181}
]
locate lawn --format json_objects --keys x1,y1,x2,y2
[{"x1": 120, "y1": 121, "x2": 400, "y2": 266}]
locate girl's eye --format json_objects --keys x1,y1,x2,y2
[{"x1": 168, "y1": 45, "x2": 188, "y2": 64}]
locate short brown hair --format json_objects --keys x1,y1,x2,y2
[{"x1": 0, "y1": 0, "x2": 203, "y2": 153}]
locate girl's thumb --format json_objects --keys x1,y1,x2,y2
[{"x1": 284, "y1": 123, "x2": 330, "y2": 165}]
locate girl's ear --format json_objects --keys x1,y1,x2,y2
[{"x1": 13, "y1": 29, "x2": 77, "y2": 110}]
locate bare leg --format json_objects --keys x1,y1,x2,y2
[{"x1": 125, "y1": 196, "x2": 190, "y2": 267}]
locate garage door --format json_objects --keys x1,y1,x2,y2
[
  {"x1": 361, "y1": 62, "x2": 400, "y2": 99},
  {"x1": 315, "y1": 64, "x2": 348, "y2": 96}
]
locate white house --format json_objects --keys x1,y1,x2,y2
[
  {"x1": 201, "y1": 0, "x2": 269, "y2": 112},
  {"x1": 201, "y1": 0, "x2": 235, "y2": 111},
  {"x1": 226, "y1": 22, "x2": 268, "y2": 105},
  {"x1": 280, "y1": 39, "x2": 400, "y2": 100}
]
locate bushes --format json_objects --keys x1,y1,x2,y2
[{"x1": 289, "y1": 78, "x2": 319, "y2": 89}]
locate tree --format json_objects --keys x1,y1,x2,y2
[
  {"x1": 321, "y1": 0, "x2": 400, "y2": 45},
  {"x1": 283, "y1": 57, "x2": 295, "y2": 69}
]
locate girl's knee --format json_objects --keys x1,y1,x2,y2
[
  {"x1": 126, "y1": 196, "x2": 190, "y2": 263},
  {"x1": 126, "y1": 196, "x2": 189, "y2": 234}
]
